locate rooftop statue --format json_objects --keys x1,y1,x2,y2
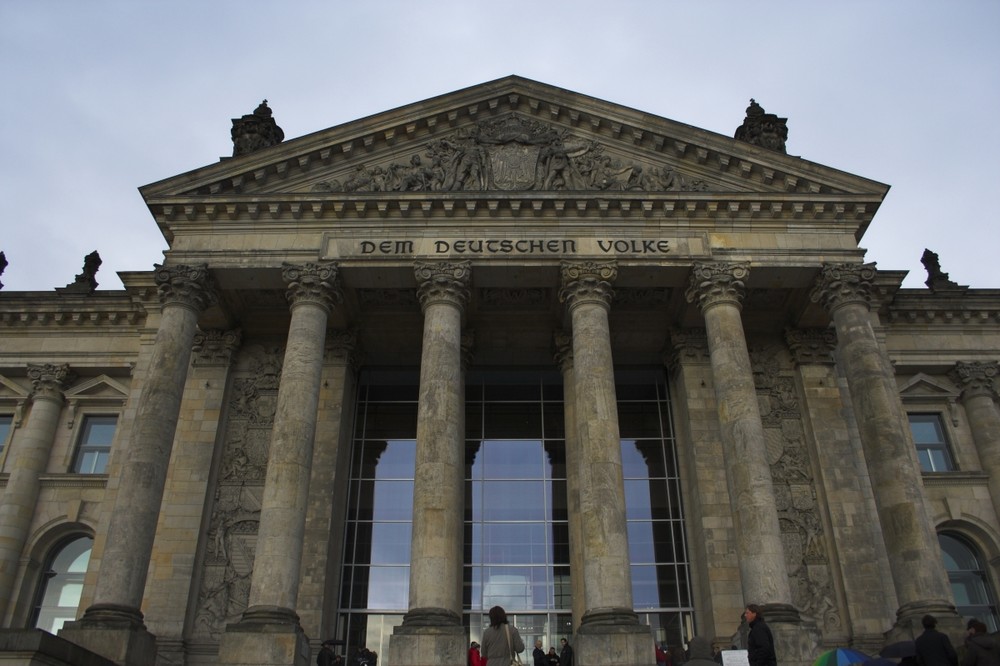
[
  {"x1": 734, "y1": 99, "x2": 788, "y2": 154},
  {"x1": 231, "y1": 100, "x2": 285, "y2": 157},
  {"x1": 921, "y1": 248, "x2": 962, "y2": 291},
  {"x1": 61, "y1": 250, "x2": 102, "y2": 294},
  {"x1": 0, "y1": 251, "x2": 7, "y2": 290}
]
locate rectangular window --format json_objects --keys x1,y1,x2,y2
[
  {"x1": 72, "y1": 415, "x2": 117, "y2": 474},
  {"x1": 908, "y1": 413, "x2": 954, "y2": 472},
  {"x1": 0, "y1": 414, "x2": 12, "y2": 456}
]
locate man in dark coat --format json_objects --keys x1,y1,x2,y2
[
  {"x1": 962, "y1": 620, "x2": 1000, "y2": 666},
  {"x1": 559, "y1": 638, "x2": 574, "y2": 666},
  {"x1": 916, "y1": 615, "x2": 958, "y2": 666},
  {"x1": 744, "y1": 605, "x2": 777, "y2": 666},
  {"x1": 317, "y1": 640, "x2": 337, "y2": 666}
]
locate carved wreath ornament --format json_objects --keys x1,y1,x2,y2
[{"x1": 312, "y1": 114, "x2": 709, "y2": 194}]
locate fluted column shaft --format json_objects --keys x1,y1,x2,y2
[
  {"x1": 554, "y1": 332, "x2": 586, "y2": 630},
  {"x1": 559, "y1": 261, "x2": 635, "y2": 620},
  {"x1": 405, "y1": 261, "x2": 470, "y2": 622},
  {"x1": 89, "y1": 264, "x2": 215, "y2": 618},
  {"x1": 246, "y1": 263, "x2": 340, "y2": 616},
  {"x1": 0, "y1": 363, "x2": 71, "y2": 619},
  {"x1": 812, "y1": 263, "x2": 954, "y2": 620},
  {"x1": 951, "y1": 361, "x2": 1000, "y2": 522},
  {"x1": 686, "y1": 262, "x2": 794, "y2": 610}
]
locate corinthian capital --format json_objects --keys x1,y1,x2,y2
[
  {"x1": 810, "y1": 263, "x2": 878, "y2": 313},
  {"x1": 785, "y1": 328, "x2": 838, "y2": 366},
  {"x1": 685, "y1": 262, "x2": 749, "y2": 312},
  {"x1": 154, "y1": 264, "x2": 218, "y2": 312},
  {"x1": 282, "y1": 262, "x2": 343, "y2": 313},
  {"x1": 950, "y1": 361, "x2": 999, "y2": 401},
  {"x1": 27, "y1": 363, "x2": 73, "y2": 402},
  {"x1": 558, "y1": 261, "x2": 617, "y2": 311},
  {"x1": 414, "y1": 261, "x2": 471, "y2": 312}
]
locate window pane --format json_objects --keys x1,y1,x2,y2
[
  {"x1": 908, "y1": 414, "x2": 954, "y2": 472},
  {"x1": 939, "y1": 533, "x2": 999, "y2": 631},
  {"x1": 73, "y1": 415, "x2": 117, "y2": 474},
  {"x1": 482, "y1": 481, "x2": 546, "y2": 521},
  {"x1": 0, "y1": 414, "x2": 13, "y2": 454},
  {"x1": 33, "y1": 536, "x2": 92, "y2": 633}
]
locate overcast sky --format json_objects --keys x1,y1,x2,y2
[{"x1": 2, "y1": 1, "x2": 998, "y2": 292}]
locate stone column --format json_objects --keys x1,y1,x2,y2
[
  {"x1": 219, "y1": 262, "x2": 341, "y2": 666},
  {"x1": 554, "y1": 331, "x2": 586, "y2": 631},
  {"x1": 0, "y1": 363, "x2": 72, "y2": 621},
  {"x1": 950, "y1": 361, "x2": 1000, "y2": 522},
  {"x1": 559, "y1": 261, "x2": 650, "y2": 666},
  {"x1": 389, "y1": 261, "x2": 470, "y2": 666},
  {"x1": 811, "y1": 263, "x2": 957, "y2": 631},
  {"x1": 685, "y1": 263, "x2": 797, "y2": 615},
  {"x1": 62, "y1": 264, "x2": 215, "y2": 666}
]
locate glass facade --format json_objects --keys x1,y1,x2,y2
[{"x1": 338, "y1": 368, "x2": 692, "y2": 657}]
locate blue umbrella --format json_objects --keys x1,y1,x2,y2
[{"x1": 813, "y1": 648, "x2": 873, "y2": 666}]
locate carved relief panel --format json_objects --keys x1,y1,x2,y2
[
  {"x1": 194, "y1": 345, "x2": 283, "y2": 639},
  {"x1": 749, "y1": 342, "x2": 841, "y2": 633}
]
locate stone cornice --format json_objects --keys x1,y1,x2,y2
[
  {"x1": 0, "y1": 473, "x2": 109, "y2": 490},
  {"x1": 147, "y1": 192, "x2": 881, "y2": 225},
  {"x1": 0, "y1": 295, "x2": 148, "y2": 328}
]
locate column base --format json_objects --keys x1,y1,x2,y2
[
  {"x1": 388, "y1": 607, "x2": 465, "y2": 666},
  {"x1": 575, "y1": 608, "x2": 652, "y2": 666},
  {"x1": 888, "y1": 600, "x2": 963, "y2": 643},
  {"x1": 764, "y1": 608, "x2": 822, "y2": 666},
  {"x1": 58, "y1": 603, "x2": 157, "y2": 666},
  {"x1": 217, "y1": 605, "x2": 310, "y2": 666}
]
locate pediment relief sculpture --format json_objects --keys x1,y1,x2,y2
[{"x1": 310, "y1": 114, "x2": 710, "y2": 194}]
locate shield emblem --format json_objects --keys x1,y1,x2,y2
[{"x1": 488, "y1": 143, "x2": 541, "y2": 190}]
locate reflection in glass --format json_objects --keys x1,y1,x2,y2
[
  {"x1": 32, "y1": 536, "x2": 92, "y2": 633},
  {"x1": 340, "y1": 369, "x2": 691, "y2": 654}
]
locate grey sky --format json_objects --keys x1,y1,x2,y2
[{"x1": 2, "y1": 1, "x2": 997, "y2": 291}]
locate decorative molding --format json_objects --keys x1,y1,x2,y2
[
  {"x1": 558, "y1": 260, "x2": 617, "y2": 311},
  {"x1": 193, "y1": 328, "x2": 243, "y2": 367},
  {"x1": 26, "y1": 363, "x2": 73, "y2": 403},
  {"x1": 282, "y1": 262, "x2": 343, "y2": 313},
  {"x1": 785, "y1": 328, "x2": 837, "y2": 366},
  {"x1": 685, "y1": 262, "x2": 749, "y2": 312},
  {"x1": 810, "y1": 263, "x2": 878, "y2": 313},
  {"x1": 664, "y1": 329, "x2": 710, "y2": 371},
  {"x1": 950, "y1": 361, "x2": 999, "y2": 402},
  {"x1": 414, "y1": 261, "x2": 472, "y2": 312}
]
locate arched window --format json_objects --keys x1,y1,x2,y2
[
  {"x1": 31, "y1": 535, "x2": 93, "y2": 633},
  {"x1": 939, "y1": 532, "x2": 999, "y2": 631}
]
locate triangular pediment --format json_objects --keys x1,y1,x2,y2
[
  {"x1": 898, "y1": 373, "x2": 960, "y2": 400},
  {"x1": 141, "y1": 76, "x2": 888, "y2": 209},
  {"x1": 64, "y1": 375, "x2": 129, "y2": 401}
]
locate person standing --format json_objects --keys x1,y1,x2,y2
[
  {"x1": 916, "y1": 615, "x2": 959, "y2": 666},
  {"x1": 559, "y1": 638, "x2": 574, "y2": 666},
  {"x1": 481, "y1": 606, "x2": 526, "y2": 665},
  {"x1": 533, "y1": 640, "x2": 547, "y2": 666},
  {"x1": 961, "y1": 620, "x2": 998, "y2": 666},
  {"x1": 317, "y1": 640, "x2": 337, "y2": 666},
  {"x1": 469, "y1": 641, "x2": 484, "y2": 666},
  {"x1": 744, "y1": 604, "x2": 777, "y2": 666}
]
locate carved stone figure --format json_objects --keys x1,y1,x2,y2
[
  {"x1": 921, "y1": 248, "x2": 961, "y2": 291},
  {"x1": 231, "y1": 100, "x2": 284, "y2": 157},
  {"x1": 734, "y1": 99, "x2": 788, "y2": 153},
  {"x1": 317, "y1": 114, "x2": 710, "y2": 193},
  {"x1": 0, "y1": 251, "x2": 7, "y2": 290},
  {"x1": 61, "y1": 250, "x2": 102, "y2": 294}
]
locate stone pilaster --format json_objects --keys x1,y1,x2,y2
[
  {"x1": 298, "y1": 330, "x2": 359, "y2": 642},
  {"x1": 0, "y1": 363, "x2": 72, "y2": 620},
  {"x1": 664, "y1": 331, "x2": 735, "y2": 641},
  {"x1": 219, "y1": 262, "x2": 341, "y2": 666},
  {"x1": 559, "y1": 261, "x2": 651, "y2": 666},
  {"x1": 388, "y1": 261, "x2": 470, "y2": 666},
  {"x1": 685, "y1": 263, "x2": 797, "y2": 615},
  {"x1": 811, "y1": 263, "x2": 957, "y2": 632},
  {"x1": 62, "y1": 264, "x2": 216, "y2": 666},
  {"x1": 554, "y1": 331, "x2": 585, "y2": 632},
  {"x1": 950, "y1": 361, "x2": 1000, "y2": 523},
  {"x1": 142, "y1": 328, "x2": 241, "y2": 662},
  {"x1": 785, "y1": 328, "x2": 895, "y2": 646}
]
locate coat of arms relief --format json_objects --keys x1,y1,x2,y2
[{"x1": 311, "y1": 114, "x2": 710, "y2": 194}]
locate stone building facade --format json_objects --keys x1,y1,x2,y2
[{"x1": 0, "y1": 77, "x2": 998, "y2": 666}]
